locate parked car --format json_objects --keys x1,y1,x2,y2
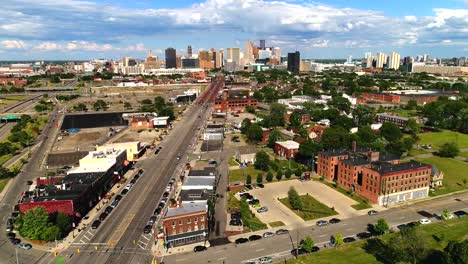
[
  {"x1": 114, "y1": 195, "x2": 123, "y2": 202},
  {"x1": 91, "y1": 220, "x2": 101, "y2": 229},
  {"x1": 105, "y1": 206, "x2": 113, "y2": 214},
  {"x1": 311, "y1": 246, "x2": 320, "y2": 252},
  {"x1": 10, "y1": 238, "x2": 21, "y2": 245},
  {"x1": 275, "y1": 229, "x2": 289, "y2": 235},
  {"x1": 6, "y1": 232, "x2": 15, "y2": 239},
  {"x1": 316, "y1": 220, "x2": 328, "y2": 227},
  {"x1": 99, "y1": 212, "x2": 108, "y2": 221},
  {"x1": 154, "y1": 207, "x2": 162, "y2": 215},
  {"x1": 249, "y1": 235, "x2": 262, "y2": 241},
  {"x1": 138, "y1": 169, "x2": 144, "y2": 175},
  {"x1": 263, "y1": 232, "x2": 275, "y2": 238},
  {"x1": 158, "y1": 202, "x2": 165, "y2": 208},
  {"x1": 356, "y1": 232, "x2": 373, "y2": 239},
  {"x1": 193, "y1": 245, "x2": 207, "y2": 252},
  {"x1": 110, "y1": 200, "x2": 119, "y2": 208},
  {"x1": 163, "y1": 192, "x2": 170, "y2": 198},
  {"x1": 143, "y1": 225, "x2": 152, "y2": 234},
  {"x1": 368, "y1": 210, "x2": 378, "y2": 216},
  {"x1": 248, "y1": 199, "x2": 260, "y2": 205},
  {"x1": 343, "y1": 237, "x2": 356, "y2": 243},
  {"x1": 149, "y1": 216, "x2": 158, "y2": 225},
  {"x1": 121, "y1": 189, "x2": 129, "y2": 195},
  {"x1": 329, "y1": 218, "x2": 341, "y2": 224},
  {"x1": 291, "y1": 248, "x2": 308, "y2": 257},
  {"x1": 259, "y1": 256, "x2": 272, "y2": 263},
  {"x1": 133, "y1": 174, "x2": 140, "y2": 180},
  {"x1": 235, "y1": 238, "x2": 249, "y2": 244},
  {"x1": 130, "y1": 179, "x2": 137, "y2": 184},
  {"x1": 125, "y1": 183, "x2": 133, "y2": 190},
  {"x1": 18, "y1": 243, "x2": 32, "y2": 250},
  {"x1": 453, "y1": 210, "x2": 467, "y2": 218},
  {"x1": 257, "y1": 207, "x2": 268, "y2": 213},
  {"x1": 230, "y1": 219, "x2": 242, "y2": 226},
  {"x1": 231, "y1": 211, "x2": 242, "y2": 220},
  {"x1": 419, "y1": 218, "x2": 431, "y2": 225}
]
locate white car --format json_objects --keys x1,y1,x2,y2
[
  {"x1": 125, "y1": 183, "x2": 133, "y2": 190},
  {"x1": 419, "y1": 218, "x2": 432, "y2": 225},
  {"x1": 263, "y1": 232, "x2": 275, "y2": 238}
]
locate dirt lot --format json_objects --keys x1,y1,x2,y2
[
  {"x1": 53, "y1": 127, "x2": 118, "y2": 152},
  {"x1": 225, "y1": 112, "x2": 256, "y2": 127},
  {"x1": 110, "y1": 128, "x2": 163, "y2": 145}
]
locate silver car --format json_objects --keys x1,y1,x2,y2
[
  {"x1": 262, "y1": 232, "x2": 275, "y2": 238},
  {"x1": 257, "y1": 207, "x2": 268, "y2": 213}
]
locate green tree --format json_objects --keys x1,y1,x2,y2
[
  {"x1": 275, "y1": 170, "x2": 283, "y2": 181},
  {"x1": 240, "y1": 118, "x2": 252, "y2": 134},
  {"x1": 285, "y1": 168, "x2": 292, "y2": 179},
  {"x1": 17, "y1": 207, "x2": 49, "y2": 240},
  {"x1": 247, "y1": 123, "x2": 263, "y2": 142},
  {"x1": 438, "y1": 142, "x2": 459, "y2": 158},
  {"x1": 299, "y1": 140, "x2": 321, "y2": 159},
  {"x1": 256, "y1": 173, "x2": 263, "y2": 184},
  {"x1": 246, "y1": 174, "x2": 252, "y2": 185},
  {"x1": 321, "y1": 127, "x2": 353, "y2": 150},
  {"x1": 41, "y1": 225, "x2": 62, "y2": 241},
  {"x1": 288, "y1": 187, "x2": 302, "y2": 210},
  {"x1": 267, "y1": 129, "x2": 283, "y2": 148},
  {"x1": 123, "y1": 102, "x2": 132, "y2": 109},
  {"x1": 93, "y1": 99, "x2": 107, "y2": 111},
  {"x1": 327, "y1": 95, "x2": 351, "y2": 113},
  {"x1": 269, "y1": 103, "x2": 286, "y2": 127},
  {"x1": 73, "y1": 103, "x2": 88, "y2": 112},
  {"x1": 55, "y1": 212, "x2": 71, "y2": 233},
  {"x1": 334, "y1": 232, "x2": 344, "y2": 247},
  {"x1": 289, "y1": 111, "x2": 302, "y2": 128},
  {"x1": 443, "y1": 239, "x2": 468, "y2": 264},
  {"x1": 357, "y1": 126, "x2": 377, "y2": 145},
  {"x1": 387, "y1": 226, "x2": 428, "y2": 264},
  {"x1": 374, "y1": 218, "x2": 390, "y2": 235},
  {"x1": 406, "y1": 99, "x2": 418, "y2": 110},
  {"x1": 380, "y1": 122, "x2": 402, "y2": 142},
  {"x1": 301, "y1": 236, "x2": 315, "y2": 253},
  {"x1": 0, "y1": 166, "x2": 11, "y2": 179},
  {"x1": 266, "y1": 171, "x2": 273, "y2": 182},
  {"x1": 245, "y1": 105, "x2": 255, "y2": 114},
  {"x1": 254, "y1": 151, "x2": 270, "y2": 171},
  {"x1": 295, "y1": 168, "x2": 302, "y2": 177},
  {"x1": 404, "y1": 118, "x2": 420, "y2": 135},
  {"x1": 352, "y1": 105, "x2": 376, "y2": 126},
  {"x1": 154, "y1": 96, "x2": 166, "y2": 110},
  {"x1": 441, "y1": 209, "x2": 451, "y2": 220}
]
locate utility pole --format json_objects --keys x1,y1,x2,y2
[{"x1": 16, "y1": 248, "x2": 19, "y2": 264}]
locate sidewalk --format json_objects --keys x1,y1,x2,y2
[
  {"x1": 27, "y1": 168, "x2": 137, "y2": 253},
  {"x1": 152, "y1": 239, "x2": 210, "y2": 257}
]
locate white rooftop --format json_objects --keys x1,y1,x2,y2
[{"x1": 276, "y1": 140, "x2": 299, "y2": 149}]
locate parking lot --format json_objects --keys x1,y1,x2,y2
[{"x1": 238, "y1": 180, "x2": 375, "y2": 228}]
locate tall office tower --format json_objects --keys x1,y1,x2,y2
[
  {"x1": 364, "y1": 52, "x2": 372, "y2": 59},
  {"x1": 165, "y1": 47, "x2": 177, "y2": 68},
  {"x1": 272, "y1": 47, "x2": 281, "y2": 59},
  {"x1": 199, "y1": 50, "x2": 215, "y2": 69},
  {"x1": 457, "y1": 57, "x2": 466, "y2": 66},
  {"x1": 403, "y1": 56, "x2": 412, "y2": 65},
  {"x1": 388, "y1": 51, "x2": 401, "y2": 70},
  {"x1": 375, "y1": 52, "x2": 387, "y2": 68},
  {"x1": 423, "y1": 54, "x2": 429, "y2": 62},
  {"x1": 346, "y1": 55, "x2": 353, "y2": 64},
  {"x1": 215, "y1": 49, "x2": 224, "y2": 68},
  {"x1": 244, "y1": 41, "x2": 255, "y2": 64},
  {"x1": 366, "y1": 56, "x2": 374, "y2": 68},
  {"x1": 226, "y1": 48, "x2": 241, "y2": 64},
  {"x1": 259, "y1": 40, "x2": 266, "y2": 49},
  {"x1": 287, "y1": 51, "x2": 300, "y2": 74},
  {"x1": 187, "y1": 45, "x2": 192, "y2": 58}
]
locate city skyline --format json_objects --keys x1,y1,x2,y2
[{"x1": 0, "y1": 0, "x2": 467, "y2": 60}]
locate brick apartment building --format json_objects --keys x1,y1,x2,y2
[
  {"x1": 214, "y1": 91, "x2": 258, "y2": 112},
  {"x1": 162, "y1": 202, "x2": 208, "y2": 247},
  {"x1": 377, "y1": 113, "x2": 409, "y2": 128}
]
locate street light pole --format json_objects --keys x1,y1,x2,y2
[{"x1": 16, "y1": 248, "x2": 19, "y2": 264}]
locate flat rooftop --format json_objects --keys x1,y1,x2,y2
[
  {"x1": 370, "y1": 161, "x2": 431, "y2": 175},
  {"x1": 165, "y1": 202, "x2": 206, "y2": 218},
  {"x1": 187, "y1": 167, "x2": 216, "y2": 177},
  {"x1": 276, "y1": 140, "x2": 299, "y2": 149}
]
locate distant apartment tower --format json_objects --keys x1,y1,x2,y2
[
  {"x1": 216, "y1": 49, "x2": 224, "y2": 68},
  {"x1": 259, "y1": 40, "x2": 266, "y2": 49},
  {"x1": 187, "y1": 45, "x2": 193, "y2": 58},
  {"x1": 364, "y1": 52, "x2": 372, "y2": 59},
  {"x1": 423, "y1": 54, "x2": 430, "y2": 62},
  {"x1": 244, "y1": 41, "x2": 255, "y2": 64},
  {"x1": 287, "y1": 51, "x2": 300, "y2": 74},
  {"x1": 226, "y1": 48, "x2": 241, "y2": 65},
  {"x1": 165, "y1": 48, "x2": 177, "y2": 69},
  {"x1": 388, "y1": 52, "x2": 400, "y2": 70},
  {"x1": 375, "y1": 52, "x2": 387, "y2": 68},
  {"x1": 272, "y1": 47, "x2": 281, "y2": 59}
]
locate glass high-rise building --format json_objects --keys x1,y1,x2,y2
[{"x1": 165, "y1": 47, "x2": 177, "y2": 68}]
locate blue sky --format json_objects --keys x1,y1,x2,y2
[{"x1": 0, "y1": 0, "x2": 467, "y2": 60}]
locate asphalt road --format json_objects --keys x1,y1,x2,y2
[
  {"x1": 32, "y1": 77, "x2": 225, "y2": 264},
  {"x1": 164, "y1": 191, "x2": 468, "y2": 264},
  {"x1": 0, "y1": 107, "x2": 61, "y2": 264}
]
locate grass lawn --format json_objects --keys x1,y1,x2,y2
[
  {"x1": 390, "y1": 108, "x2": 420, "y2": 118},
  {"x1": 458, "y1": 151, "x2": 468, "y2": 159},
  {"x1": 229, "y1": 166, "x2": 264, "y2": 183},
  {"x1": 416, "y1": 156, "x2": 468, "y2": 196},
  {"x1": 268, "y1": 221, "x2": 285, "y2": 228},
  {"x1": 0, "y1": 154, "x2": 13, "y2": 166},
  {"x1": 321, "y1": 181, "x2": 372, "y2": 210},
  {"x1": 288, "y1": 216, "x2": 468, "y2": 264},
  {"x1": 418, "y1": 130, "x2": 468, "y2": 150},
  {"x1": 0, "y1": 178, "x2": 10, "y2": 193},
  {"x1": 227, "y1": 192, "x2": 241, "y2": 212},
  {"x1": 408, "y1": 148, "x2": 429, "y2": 157},
  {"x1": 228, "y1": 156, "x2": 239, "y2": 166},
  {"x1": 279, "y1": 195, "x2": 338, "y2": 221}
]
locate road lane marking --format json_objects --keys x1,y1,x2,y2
[
  {"x1": 346, "y1": 228, "x2": 353, "y2": 231},
  {"x1": 214, "y1": 250, "x2": 223, "y2": 253},
  {"x1": 83, "y1": 235, "x2": 90, "y2": 240},
  {"x1": 399, "y1": 216, "x2": 405, "y2": 219},
  {"x1": 176, "y1": 259, "x2": 187, "y2": 262},
  {"x1": 251, "y1": 242, "x2": 260, "y2": 246},
  {"x1": 107, "y1": 213, "x2": 135, "y2": 246},
  {"x1": 217, "y1": 257, "x2": 226, "y2": 260},
  {"x1": 319, "y1": 234, "x2": 326, "y2": 237},
  {"x1": 87, "y1": 231, "x2": 94, "y2": 236},
  {"x1": 255, "y1": 248, "x2": 265, "y2": 252}
]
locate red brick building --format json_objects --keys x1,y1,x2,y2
[
  {"x1": 162, "y1": 202, "x2": 208, "y2": 247},
  {"x1": 274, "y1": 140, "x2": 300, "y2": 159},
  {"x1": 317, "y1": 149, "x2": 350, "y2": 181},
  {"x1": 214, "y1": 91, "x2": 258, "y2": 112},
  {"x1": 359, "y1": 93, "x2": 400, "y2": 103},
  {"x1": 0, "y1": 78, "x2": 27, "y2": 87},
  {"x1": 130, "y1": 116, "x2": 152, "y2": 129}
]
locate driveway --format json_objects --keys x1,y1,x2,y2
[{"x1": 241, "y1": 180, "x2": 371, "y2": 228}]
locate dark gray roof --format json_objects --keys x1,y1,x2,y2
[
  {"x1": 188, "y1": 167, "x2": 216, "y2": 177},
  {"x1": 341, "y1": 157, "x2": 371, "y2": 166},
  {"x1": 370, "y1": 161, "x2": 431, "y2": 175},
  {"x1": 180, "y1": 189, "x2": 211, "y2": 202}
]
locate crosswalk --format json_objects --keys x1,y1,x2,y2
[
  {"x1": 136, "y1": 233, "x2": 153, "y2": 250},
  {"x1": 79, "y1": 229, "x2": 97, "y2": 244}
]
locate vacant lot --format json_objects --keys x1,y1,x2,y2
[
  {"x1": 279, "y1": 194, "x2": 338, "y2": 221},
  {"x1": 416, "y1": 156, "x2": 468, "y2": 196},
  {"x1": 418, "y1": 130, "x2": 468, "y2": 150}
]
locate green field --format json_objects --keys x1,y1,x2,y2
[
  {"x1": 418, "y1": 130, "x2": 468, "y2": 150},
  {"x1": 321, "y1": 181, "x2": 372, "y2": 210},
  {"x1": 229, "y1": 167, "x2": 264, "y2": 183},
  {"x1": 288, "y1": 216, "x2": 468, "y2": 264},
  {"x1": 0, "y1": 178, "x2": 10, "y2": 193},
  {"x1": 458, "y1": 151, "x2": 468, "y2": 159},
  {"x1": 280, "y1": 195, "x2": 338, "y2": 221},
  {"x1": 416, "y1": 156, "x2": 468, "y2": 196},
  {"x1": 269, "y1": 221, "x2": 285, "y2": 228},
  {"x1": 228, "y1": 156, "x2": 239, "y2": 166},
  {"x1": 390, "y1": 109, "x2": 420, "y2": 118}
]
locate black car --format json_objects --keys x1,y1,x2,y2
[
  {"x1": 454, "y1": 210, "x2": 467, "y2": 218},
  {"x1": 230, "y1": 219, "x2": 242, "y2": 226},
  {"x1": 154, "y1": 207, "x2": 162, "y2": 215},
  {"x1": 235, "y1": 238, "x2": 249, "y2": 244},
  {"x1": 193, "y1": 245, "x2": 207, "y2": 252},
  {"x1": 99, "y1": 212, "x2": 108, "y2": 221},
  {"x1": 114, "y1": 195, "x2": 123, "y2": 202},
  {"x1": 6, "y1": 232, "x2": 15, "y2": 238},
  {"x1": 311, "y1": 246, "x2": 320, "y2": 252},
  {"x1": 149, "y1": 216, "x2": 158, "y2": 225},
  {"x1": 248, "y1": 235, "x2": 262, "y2": 241},
  {"x1": 158, "y1": 202, "x2": 165, "y2": 208},
  {"x1": 329, "y1": 218, "x2": 341, "y2": 224},
  {"x1": 143, "y1": 225, "x2": 152, "y2": 234},
  {"x1": 275, "y1": 229, "x2": 289, "y2": 235},
  {"x1": 245, "y1": 185, "x2": 253, "y2": 190},
  {"x1": 343, "y1": 237, "x2": 356, "y2": 243},
  {"x1": 121, "y1": 189, "x2": 129, "y2": 195},
  {"x1": 356, "y1": 232, "x2": 373, "y2": 239},
  {"x1": 10, "y1": 238, "x2": 21, "y2": 245},
  {"x1": 257, "y1": 184, "x2": 264, "y2": 188},
  {"x1": 138, "y1": 169, "x2": 144, "y2": 175},
  {"x1": 291, "y1": 248, "x2": 307, "y2": 256},
  {"x1": 248, "y1": 199, "x2": 260, "y2": 205},
  {"x1": 130, "y1": 179, "x2": 137, "y2": 184},
  {"x1": 91, "y1": 220, "x2": 101, "y2": 229},
  {"x1": 105, "y1": 206, "x2": 114, "y2": 214},
  {"x1": 163, "y1": 192, "x2": 170, "y2": 198},
  {"x1": 407, "y1": 221, "x2": 419, "y2": 228},
  {"x1": 133, "y1": 174, "x2": 140, "y2": 180}
]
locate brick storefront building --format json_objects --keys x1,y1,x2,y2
[
  {"x1": 274, "y1": 140, "x2": 300, "y2": 159},
  {"x1": 214, "y1": 91, "x2": 258, "y2": 113}
]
